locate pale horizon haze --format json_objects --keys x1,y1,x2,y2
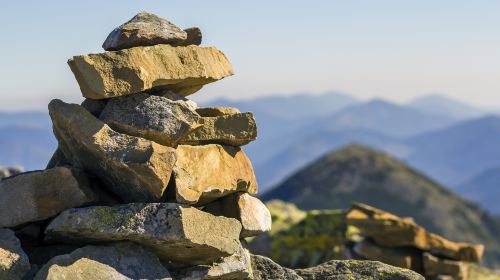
[{"x1": 0, "y1": 0, "x2": 499, "y2": 111}]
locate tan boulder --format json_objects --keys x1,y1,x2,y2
[
  {"x1": 196, "y1": 107, "x2": 241, "y2": 117},
  {"x1": 49, "y1": 99, "x2": 176, "y2": 202},
  {"x1": 0, "y1": 167, "x2": 97, "y2": 228},
  {"x1": 204, "y1": 192, "x2": 271, "y2": 238},
  {"x1": 345, "y1": 203, "x2": 484, "y2": 262},
  {"x1": 68, "y1": 45, "x2": 233, "y2": 99},
  {"x1": 422, "y1": 252, "x2": 468, "y2": 280},
  {"x1": 172, "y1": 144, "x2": 258, "y2": 205},
  {"x1": 180, "y1": 112, "x2": 257, "y2": 146},
  {"x1": 0, "y1": 229, "x2": 31, "y2": 280},
  {"x1": 44, "y1": 203, "x2": 242, "y2": 265}
]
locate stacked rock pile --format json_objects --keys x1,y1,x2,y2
[
  {"x1": 0, "y1": 12, "x2": 425, "y2": 280},
  {"x1": 345, "y1": 203, "x2": 486, "y2": 280}
]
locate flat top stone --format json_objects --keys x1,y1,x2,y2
[{"x1": 103, "y1": 11, "x2": 187, "y2": 51}]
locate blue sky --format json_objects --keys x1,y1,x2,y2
[{"x1": 0, "y1": 0, "x2": 499, "y2": 111}]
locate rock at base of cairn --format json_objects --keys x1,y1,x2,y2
[{"x1": 0, "y1": 229, "x2": 31, "y2": 280}]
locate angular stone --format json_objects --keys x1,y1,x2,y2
[
  {"x1": 179, "y1": 27, "x2": 203, "y2": 46},
  {"x1": 102, "y1": 11, "x2": 187, "y2": 51},
  {"x1": 34, "y1": 243, "x2": 172, "y2": 280},
  {"x1": 81, "y1": 98, "x2": 108, "y2": 117},
  {"x1": 0, "y1": 167, "x2": 97, "y2": 228},
  {"x1": 100, "y1": 93, "x2": 202, "y2": 147},
  {"x1": 173, "y1": 245, "x2": 252, "y2": 280},
  {"x1": 44, "y1": 203, "x2": 242, "y2": 265},
  {"x1": 159, "y1": 90, "x2": 198, "y2": 111},
  {"x1": 0, "y1": 229, "x2": 30, "y2": 280},
  {"x1": 345, "y1": 203, "x2": 484, "y2": 262},
  {"x1": 196, "y1": 107, "x2": 241, "y2": 117},
  {"x1": 295, "y1": 260, "x2": 425, "y2": 280},
  {"x1": 205, "y1": 193, "x2": 271, "y2": 238},
  {"x1": 180, "y1": 112, "x2": 257, "y2": 146},
  {"x1": 68, "y1": 45, "x2": 233, "y2": 99},
  {"x1": 422, "y1": 253, "x2": 468, "y2": 280},
  {"x1": 49, "y1": 100, "x2": 176, "y2": 202},
  {"x1": 352, "y1": 239, "x2": 423, "y2": 272},
  {"x1": 250, "y1": 254, "x2": 302, "y2": 280},
  {"x1": 172, "y1": 144, "x2": 258, "y2": 205}
]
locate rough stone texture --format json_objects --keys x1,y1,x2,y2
[
  {"x1": 102, "y1": 11, "x2": 187, "y2": 51},
  {"x1": 44, "y1": 203, "x2": 242, "y2": 265},
  {"x1": 179, "y1": 27, "x2": 202, "y2": 46},
  {"x1": 352, "y1": 239, "x2": 423, "y2": 272},
  {"x1": 250, "y1": 254, "x2": 302, "y2": 280},
  {"x1": 68, "y1": 44, "x2": 233, "y2": 99},
  {"x1": 49, "y1": 100, "x2": 176, "y2": 203},
  {"x1": 159, "y1": 90, "x2": 198, "y2": 111},
  {"x1": 81, "y1": 98, "x2": 108, "y2": 117},
  {"x1": 0, "y1": 229, "x2": 30, "y2": 280},
  {"x1": 205, "y1": 192, "x2": 271, "y2": 238},
  {"x1": 345, "y1": 203, "x2": 484, "y2": 262},
  {"x1": 0, "y1": 167, "x2": 97, "y2": 228},
  {"x1": 34, "y1": 243, "x2": 172, "y2": 280},
  {"x1": 173, "y1": 245, "x2": 252, "y2": 280},
  {"x1": 196, "y1": 107, "x2": 240, "y2": 117},
  {"x1": 423, "y1": 252, "x2": 467, "y2": 280},
  {"x1": 180, "y1": 112, "x2": 257, "y2": 146},
  {"x1": 173, "y1": 144, "x2": 258, "y2": 205},
  {"x1": 100, "y1": 93, "x2": 202, "y2": 147},
  {"x1": 295, "y1": 260, "x2": 425, "y2": 280}
]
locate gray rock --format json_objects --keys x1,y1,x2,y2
[
  {"x1": 204, "y1": 192, "x2": 271, "y2": 238},
  {"x1": 180, "y1": 112, "x2": 257, "y2": 146},
  {"x1": 100, "y1": 93, "x2": 202, "y2": 147},
  {"x1": 159, "y1": 90, "x2": 198, "y2": 111},
  {"x1": 250, "y1": 254, "x2": 302, "y2": 280},
  {"x1": 49, "y1": 100, "x2": 177, "y2": 203},
  {"x1": 0, "y1": 229, "x2": 30, "y2": 280},
  {"x1": 177, "y1": 27, "x2": 202, "y2": 46},
  {"x1": 102, "y1": 11, "x2": 187, "y2": 51},
  {"x1": 0, "y1": 167, "x2": 97, "y2": 228},
  {"x1": 295, "y1": 260, "x2": 425, "y2": 280},
  {"x1": 45, "y1": 203, "x2": 242, "y2": 265},
  {"x1": 34, "y1": 243, "x2": 172, "y2": 280},
  {"x1": 173, "y1": 245, "x2": 253, "y2": 280}
]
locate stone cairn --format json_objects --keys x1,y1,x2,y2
[
  {"x1": 0, "y1": 11, "x2": 269, "y2": 280},
  {"x1": 345, "y1": 203, "x2": 486, "y2": 280}
]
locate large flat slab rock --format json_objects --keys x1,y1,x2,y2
[
  {"x1": 172, "y1": 144, "x2": 258, "y2": 205},
  {"x1": 49, "y1": 99, "x2": 176, "y2": 202},
  {"x1": 345, "y1": 202, "x2": 484, "y2": 262},
  {"x1": 180, "y1": 112, "x2": 257, "y2": 146},
  {"x1": 100, "y1": 93, "x2": 202, "y2": 147},
  {"x1": 0, "y1": 167, "x2": 97, "y2": 228},
  {"x1": 44, "y1": 203, "x2": 242, "y2": 265},
  {"x1": 68, "y1": 45, "x2": 233, "y2": 99},
  {"x1": 0, "y1": 229, "x2": 30, "y2": 280},
  {"x1": 34, "y1": 243, "x2": 172, "y2": 280},
  {"x1": 295, "y1": 260, "x2": 425, "y2": 280},
  {"x1": 205, "y1": 192, "x2": 271, "y2": 238},
  {"x1": 102, "y1": 11, "x2": 187, "y2": 51}
]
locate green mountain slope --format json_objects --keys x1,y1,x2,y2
[{"x1": 262, "y1": 144, "x2": 500, "y2": 267}]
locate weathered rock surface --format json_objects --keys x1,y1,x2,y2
[
  {"x1": 180, "y1": 112, "x2": 257, "y2": 146},
  {"x1": 295, "y1": 260, "x2": 425, "y2": 280},
  {"x1": 345, "y1": 203, "x2": 484, "y2": 262},
  {"x1": 179, "y1": 27, "x2": 203, "y2": 46},
  {"x1": 423, "y1": 252, "x2": 467, "y2": 280},
  {"x1": 0, "y1": 167, "x2": 97, "y2": 228},
  {"x1": 250, "y1": 254, "x2": 302, "y2": 280},
  {"x1": 100, "y1": 93, "x2": 202, "y2": 147},
  {"x1": 196, "y1": 106, "x2": 240, "y2": 117},
  {"x1": 159, "y1": 90, "x2": 198, "y2": 111},
  {"x1": 81, "y1": 98, "x2": 108, "y2": 117},
  {"x1": 34, "y1": 243, "x2": 172, "y2": 280},
  {"x1": 205, "y1": 192, "x2": 271, "y2": 238},
  {"x1": 173, "y1": 245, "x2": 252, "y2": 280},
  {"x1": 172, "y1": 144, "x2": 258, "y2": 205},
  {"x1": 49, "y1": 100, "x2": 176, "y2": 202},
  {"x1": 102, "y1": 11, "x2": 187, "y2": 51},
  {"x1": 45, "y1": 203, "x2": 242, "y2": 265},
  {"x1": 0, "y1": 229, "x2": 30, "y2": 280},
  {"x1": 352, "y1": 239, "x2": 423, "y2": 272},
  {"x1": 69, "y1": 45, "x2": 233, "y2": 99}
]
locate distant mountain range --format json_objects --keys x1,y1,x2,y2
[
  {"x1": 1, "y1": 92, "x2": 500, "y2": 214},
  {"x1": 261, "y1": 144, "x2": 500, "y2": 267}
]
